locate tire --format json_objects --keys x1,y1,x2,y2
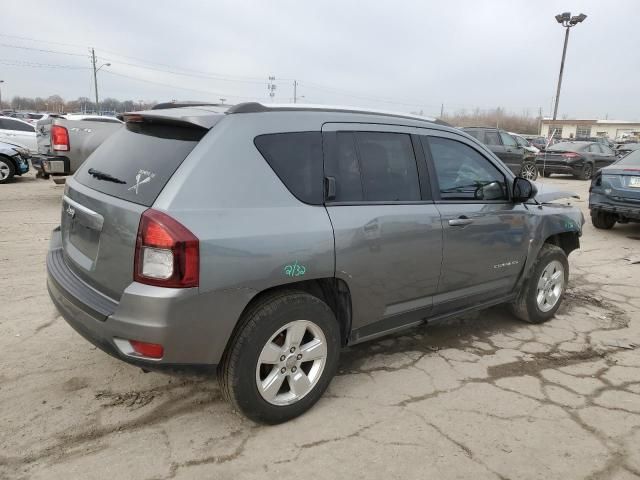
[
  {"x1": 510, "y1": 244, "x2": 569, "y2": 324},
  {"x1": 590, "y1": 209, "x2": 616, "y2": 229},
  {"x1": 578, "y1": 163, "x2": 594, "y2": 180},
  {"x1": 520, "y1": 162, "x2": 538, "y2": 181},
  {"x1": 219, "y1": 290, "x2": 341, "y2": 424},
  {"x1": 0, "y1": 156, "x2": 15, "y2": 184},
  {"x1": 542, "y1": 170, "x2": 552, "y2": 178}
]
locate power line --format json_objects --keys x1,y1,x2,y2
[
  {"x1": 0, "y1": 42, "x2": 88, "y2": 57},
  {"x1": 98, "y1": 56, "x2": 268, "y2": 85},
  {"x1": 0, "y1": 33, "x2": 87, "y2": 50},
  {"x1": 101, "y1": 70, "x2": 250, "y2": 99},
  {"x1": 0, "y1": 59, "x2": 88, "y2": 69}
]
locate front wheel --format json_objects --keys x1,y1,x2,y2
[
  {"x1": 510, "y1": 244, "x2": 569, "y2": 324},
  {"x1": 0, "y1": 157, "x2": 15, "y2": 184},
  {"x1": 219, "y1": 291, "x2": 340, "y2": 424},
  {"x1": 520, "y1": 162, "x2": 538, "y2": 181}
]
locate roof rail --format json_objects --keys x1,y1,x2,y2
[{"x1": 227, "y1": 102, "x2": 450, "y2": 126}]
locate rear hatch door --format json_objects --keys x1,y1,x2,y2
[{"x1": 62, "y1": 118, "x2": 209, "y2": 300}]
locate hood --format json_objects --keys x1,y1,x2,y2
[{"x1": 533, "y1": 182, "x2": 580, "y2": 203}]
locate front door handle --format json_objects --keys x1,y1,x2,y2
[{"x1": 449, "y1": 217, "x2": 473, "y2": 227}]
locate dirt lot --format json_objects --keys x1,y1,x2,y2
[{"x1": 1, "y1": 172, "x2": 639, "y2": 480}]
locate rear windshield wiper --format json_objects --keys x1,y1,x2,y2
[{"x1": 87, "y1": 168, "x2": 126, "y2": 184}]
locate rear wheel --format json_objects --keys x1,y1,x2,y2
[
  {"x1": 578, "y1": 163, "x2": 594, "y2": 180},
  {"x1": 0, "y1": 157, "x2": 15, "y2": 184},
  {"x1": 219, "y1": 291, "x2": 340, "y2": 424},
  {"x1": 591, "y1": 209, "x2": 616, "y2": 229},
  {"x1": 510, "y1": 244, "x2": 568, "y2": 324},
  {"x1": 542, "y1": 170, "x2": 553, "y2": 178},
  {"x1": 520, "y1": 162, "x2": 538, "y2": 181}
]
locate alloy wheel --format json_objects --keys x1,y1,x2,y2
[
  {"x1": 521, "y1": 163, "x2": 538, "y2": 180},
  {"x1": 255, "y1": 320, "x2": 327, "y2": 406},
  {"x1": 536, "y1": 260, "x2": 565, "y2": 312},
  {"x1": 0, "y1": 160, "x2": 10, "y2": 180}
]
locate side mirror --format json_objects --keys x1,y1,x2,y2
[{"x1": 512, "y1": 177, "x2": 537, "y2": 203}]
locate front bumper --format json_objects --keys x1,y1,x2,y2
[{"x1": 46, "y1": 228, "x2": 251, "y2": 371}]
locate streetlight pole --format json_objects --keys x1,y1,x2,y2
[
  {"x1": 0, "y1": 80, "x2": 4, "y2": 110},
  {"x1": 551, "y1": 12, "x2": 587, "y2": 124}
]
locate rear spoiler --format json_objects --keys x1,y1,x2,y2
[{"x1": 118, "y1": 106, "x2": 226, "y2": 130}]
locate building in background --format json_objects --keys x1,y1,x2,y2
[{"x1": 540, "y1": 118, "x2": 640, "y2": 140}]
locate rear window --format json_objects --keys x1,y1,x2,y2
[
  {"x1": 75, "y1": 122, "x2": 205, "y2": 207},
  {"x1": 618, "y1": 150, "x2": 640, "y2": 166},
  {"x1": 548, "y1": 142, "x2": 586, "y2": 152},
  {"x1": 254, "y1": 132, "x2": 323, "y2": 205}
]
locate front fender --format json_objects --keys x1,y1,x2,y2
[{"x1": 517, "y1": 204, "x2": 583, "y2": 290}]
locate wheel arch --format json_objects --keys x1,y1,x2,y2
[{"x1": 220, "y1": 277, "x2": 353, "y2": 362}]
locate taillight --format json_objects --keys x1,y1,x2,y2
[
  {"x1": 51, "y1": 125, "x2": 70, "y2": 151},
  {"x1": 562, "y1": 152, "x2": 580, "y2": 159},
  {"x1": 134, "y1": 209, "x2": 199, "y2": 288}
]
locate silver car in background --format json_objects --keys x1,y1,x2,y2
[{"x1": 47, "y1": 103, "x2": 583, "y2": 423}]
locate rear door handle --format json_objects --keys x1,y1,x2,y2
[{"x1": 448, "y1": 217, "x2": 473, "y2": 227}]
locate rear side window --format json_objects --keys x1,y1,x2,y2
[
  {"x1": 484, "y1": 131, "x2": 501, "y2": 146},
  {"x1": 75, "y1": 123, "x2": 205, "y2": 207},
  {"x1": 254, "y1": 132, "x2": 323, "y2": 205},
  {"x1": 355, "y1": 132, "x2": 420, "y2": 201},
  {"x1": 0, "y1": 118, "x2": 34, "y2": 132}
]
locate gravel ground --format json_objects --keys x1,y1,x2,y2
[{"x1": 1, "y1": 172, "x2": 639, "y2": 480}]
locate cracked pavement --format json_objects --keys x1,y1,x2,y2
[{"x1": 1, "y1": 173, "x2": 639, "y2": 480}]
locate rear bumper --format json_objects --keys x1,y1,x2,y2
[
  {"x1": 46, "y1": 228, "x2": 254, "y2": 371},
  {"x1": 590, "y1": 199, "x2": 640, "y2": 221},
  {"x1": 536, "y1": 161, "x2": 582, "y2": 175},
  {"x1": 40, "y1": 155, "x2": 71, "y2": 175}
]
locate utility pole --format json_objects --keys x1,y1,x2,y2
[
  {"x1": 293, "y1": 80, "x2": 298, "y2": 103},
  {"x1": 440, "y1": 103, "x2": 444, "y2": 118},
  {"x1": 91, "y1": 48, "x2": 99, "y2": 114}
]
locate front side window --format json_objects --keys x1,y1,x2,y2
[
  {"x1": 425, "y1": 136, "x2": 508, "y2": 201},
  {"x1": 588, "y1": 144, "x2": 602, "y2": 154},
  {"x1": 354, "y1": 132, "x2": 420, "y2": 202},
  {"x1": 601, "y1": 145, "x2": 614, "y2": 155},
  {"x1": 500, "y1": 132, "x2": 518, "y2": 147},
  {"x1": 254, "y1": 132, "x2": 324, "y2": 205}
]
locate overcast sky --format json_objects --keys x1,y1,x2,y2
[{"x1": 2, "y1": 0, "x2": 639, "y2": 120}]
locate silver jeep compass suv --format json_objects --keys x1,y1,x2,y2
[{"x1": 47, "y1": 103, "x2": 583, "y2": 423}]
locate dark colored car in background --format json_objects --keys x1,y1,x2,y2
[
  {"x1": 589, "y1": 149, "x2": 640, "y2": 229},
  {"x1": 461, "y1": 127, "x2": 538, "y2": 180},
  {"x1": 526, "y1": 136, "x2": 554, "y2": 152},
  {"x1": 615, "y1": 143, "x2": 640, "y2": 158},
  {"x1": 536, "y1": 141, "x2": 617, "y2": 180}
]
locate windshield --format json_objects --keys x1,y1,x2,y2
[{"x1": 617, "y1": 149, "x2": 640, "y2": 166}]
